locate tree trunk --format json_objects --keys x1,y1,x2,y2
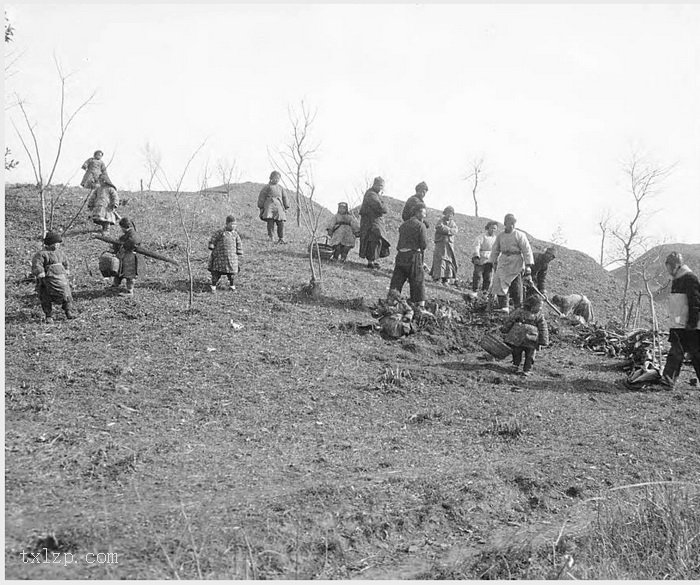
[{"x1": 39, "y1": 186, "x2": 48, "y2": 238}]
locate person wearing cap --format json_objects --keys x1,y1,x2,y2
[
  {"x1": 471, "y1": 220, "x2": 498, "y2": 292},
  {"x1": 389, "y1": 202, "x2": 432, "y2": 316},
  {"x1": 257, "y1": 171, "x2": 290, "y2": 244},
  {"x1": 86, "y1": 173, "x2": 119, "y2": 233},
  {"x1": 111, "y1": 217, "x2": 141, "y2": 296},
  {"x1": 528, "y1": 246, "x2": 557, "y2": 298},
  {"x1": 31, "y1": 231, "x2": 76, "y2": 322},
  {"x1": 359, "y1": 177, "x2": 391, "y2": 269},
  {"x1": 660, "y1": 252, "x2": 700, "y2": 389},
  {"x1": 80, "y1": 150, "x2": 108, "y2": 190},
  {"x1": 402, "y1": 181, "x2": 430, "y2": 228},
  {"x1": 430, "y1": 206, "x2": 459, "y2": 284},
  {"x1": 488, "y1": 213, "x2": 534, "y2": 313},
  {"x1": 327, "y1": 202, "x2": 360, "y2": 262},
  {"x1": 207, "y1": 215, "x2": 243, "y2": 292}
]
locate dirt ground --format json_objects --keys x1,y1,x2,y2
[{"x1": 4, "y1": 184, "x2": 699, "y2": 578}]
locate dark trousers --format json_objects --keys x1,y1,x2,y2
[
  {"x1": 363, "y1": 239, "x2": 381, "y2": 262},
  {"x1": 389, "y1": 251, "x2": 425, "y2": 303},
  {"x1": 508, "y1": 274, "x2": 523, "y2": 308},
  {"x1": 472, "y1": 262, "x2": 493, "y2": 292},
  {"x1": 332, "y1": 244, "x2": 352, "y2": 261},
  {"x1": 211, "y1": 271, "x2": 235, "y2": 286},
  {"x1": 512, "y1": 346, "x2": 536, "y2": 372},
  {"x1": 662, "y1": 329, "x2": 700, "y2": 382},
  {"x1": 38, "y1": 285, "x2": 73, "y2": 317},
  {"x1": 113, "y1": 277, "x2": 135, "y2": 292},
  {"x1": 266, "y1": 219, "x2": 284, "y2": 240}
]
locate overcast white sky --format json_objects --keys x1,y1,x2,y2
[{"x1": 5, "y1": 3, "x2": 699, "y2": 261}]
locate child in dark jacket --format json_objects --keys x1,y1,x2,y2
[
  {"x1": 207, "y1": 215, "x2": 243, "y2": 291},
  {"x1": 501, "y1": 294, "x2": 549, "y2": 376},
  {"x1": 31, "y1": 231, "x2": 75, "y2": 323}
]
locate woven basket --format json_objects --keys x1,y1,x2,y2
[
  {"x1": 308, "y1": 236, "x2": 335, "y2": 261},
  {"x1": 98, "y1": 252, "x2": 120, "y2": 277},
  {"x1": 504, "y1": 323, "x2": 539, "y2": 347},
  {"x1": 479, "y1": 332, "x2": 512, "y2": 360}
]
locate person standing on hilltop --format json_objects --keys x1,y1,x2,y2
[
  {"x1": 207, "y1": 215, "x2": 243, "y2": 292},
  {"x1": 257, "y1": 171, "x2": 290, "y2": 244},
  {"x1": 86, "y1": 173, "x2": 119, "y2": 233},
  {"x1": 31, "y1": 231, "x2": 76, "y2": 323},
  {"x1": 471, "y1": 220, "x2": 498, "y2": 292},
  {"x1": 359, "y1": 176, "x2": 391, "y2": 269},
  {"x1": 80, "y1": 150, "x2": 108, "y2": 190},
  {"x1": 430, "y1": 206, "x2": 458, "y2": 284},
  {"x1": 402, "y1": 181, "x2": 430, "y2": 228},
  {"x1": 327, "y1": 202, "x2": 360, "y2": 262},
  {"x1": 660, "y1": 252, "x2": 700, "y2": 390},
  {"x1": 489, "y1": 213, "x2": 534, "y2": 313},
  {"x1": 389, "y1": 202, "x2": 432, "y2": 316}
]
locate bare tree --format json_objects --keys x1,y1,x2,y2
[
  {"x1": 610, "y1": 152, "x2": 672, "y2": 324},
  {"x1": 11, "y1": 56, "x2": 96, "y2": 237},
  {"x1": 597, "y1": 208, "x2": 613, "y2": 267},
  {"x1": 270, "y1": 101, "x2": 326, "y2": 298},
  {"x1": 5, "y1": 12, "x2": 21, "y2": 171},
  {"x1": 158, "y1": 142, "x2": 208, "y2": 308},
  {"x1": 217, "y1": 157, "x2": 240, "y2": 202},
  {"x1": 463, "y1": 157, "x2": 485, "y2": 217},
  {"x1": 550, "y1": 224, "x2": 567, "y2": 246},
  {"x1": 269, "y1": 100, "x2": 319, "y2": 228},
  {"x1": 141, "y1": 141, "x2": 162, "y2": 191}
]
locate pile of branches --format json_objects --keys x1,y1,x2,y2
[{"x1": 578, "y1": 324, "x2": 660, "y2": 367}]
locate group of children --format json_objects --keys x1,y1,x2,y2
[{"x1": 30, "y1": 157, "x2": 696, "y2": 388}]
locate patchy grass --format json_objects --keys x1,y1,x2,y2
[
  {"x1": 573, "y1": 482, "x2": 700, "y2": 579},
  {"x1": 4, "y1": 183, "x2": 700, "y2": 579}
]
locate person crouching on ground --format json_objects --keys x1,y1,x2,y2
[
  {"x1": 327, "y1": 202, "x2": 360, "y2": 262},
  {"x1": 31, "y1": 231, "x2": 76, "y2": 323},
  {"x1": 208, "y1": 215, "x2": 243, "y2": 291},
  {"x1": 112, "y1": 217, "x2": 140, "y2": 297},
  {"x1": 660, "y1": 252, "x2": 700, "y2": 389},
  {"x1": 551, "y1": 293, "x2": 594, "y2": 324},
  {"x1": 500, "y1": 294, "x2": 549, "y2": 376},
  {"x1": 389, "y1": 202, "x2": 432, "y2": 317},
  {"x1": 430, "y1": 206, "x2": 459, "y2": 285},
  {"x1": 379, "y1": 289, "x2": 416, "y2": 338}
]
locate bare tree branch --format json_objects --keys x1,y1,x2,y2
[{"x1": 463, "y1": 156, "x2": 485, "y2": 217}]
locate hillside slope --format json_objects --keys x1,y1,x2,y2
[
  {"x1": 612, "y1": 243, "x2": 700, "y2": 301},
  {"x1": 5, "y1": 183, "x2": 699, "y2": 580}
]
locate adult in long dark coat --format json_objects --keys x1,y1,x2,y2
[{"x1": 359, "y1": 177, "x2": 390, "y2": 269}]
